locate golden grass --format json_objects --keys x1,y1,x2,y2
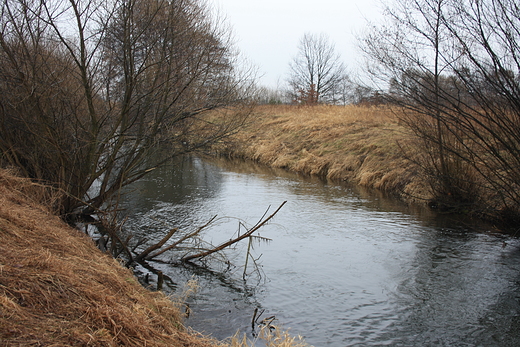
[
  {"x1": 216, "y1": 105, "x2": 431, "y2": 203},
  {"x1": 0, "y1": 169, "x2": 217, "y2": 346},
  {"x1": 0, "y1": 169, "x2": 310, "y2": 347},
  {"x1": 229, "y1": 325, "x2": 310, "y2": 347}
]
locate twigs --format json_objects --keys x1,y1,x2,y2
[
  {"x1": 144, "y1": 215, "x2": 218, "y2": 261},
  {"x1": 133, "y1": 228, "x2": 178, "y2": 263},
  {"x1": 181, "y1": 201, "x2": 286, "y2": 262},
  {"x1": 251, "y1": 308, "x2": 276, "y2": 337},
  {"x1": 112, "y1": 201, "x2": 285, "y2": 289},
  {"x1": 243, "y1": 234, "x2": 271, "y2": 281}
]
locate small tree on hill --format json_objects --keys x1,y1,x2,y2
[
  {"x1": 287, "y1": 33, "x2": 347, "y2": 105},
  {"x1": 295, "y1": 83, "x2": 319, "y2": 105}
]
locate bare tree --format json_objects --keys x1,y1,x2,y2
[
  {"x1": 439, "y1": 0, "x2": 520, "y2": 217},
  {"x1": 0, "y1": 0, "x2": 255, "y2": 220},
  {"x1": 362, "y1": 0, "x2": 520, "y2": 219},
  {"x1": 255, "y1": 86, "x2": 288, "y2": 104},
  {"x1": 362, "y1": 0, "x2": 472, "y2": 207},
  {"x1": 287, "y1": 33, "x2": 347, "y2": 105}
]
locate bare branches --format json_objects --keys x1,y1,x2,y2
[
  {"x1": 0, "y1": 0, "x2": 256, "y2": 219},
  {"x1": 181, "y1": 201, "x2": 286, "y2": 262},
  {"x1": 121, "y1": 201, "x2": 285, "y2": 273},
  {"x1": 144, "y1": 215, "x2": 217, "y2": 261},
  {"x1": 362, "y1": 0, "x2": 520, "y2": 218},
  {"x1": 287, "y1": 33, "x2": 347, "y2": 105},
  {"x1": 133, "y1": 228, "x2": 178, "y2": 263}
]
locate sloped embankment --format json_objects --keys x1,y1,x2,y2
[
  {"x1": 0, "y1": 169, "x2": 214, "y2": 346},
  {"x1": 216, "y1": 105, "x2": 431, "y2": 204}
]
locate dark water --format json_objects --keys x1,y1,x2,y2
[{"x1": 120, "y1": 156, "x2": 520, "y2": 346}]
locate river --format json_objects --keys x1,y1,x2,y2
[{"x1": 120, "y1": 155, "x2": 520, "y2": 346}]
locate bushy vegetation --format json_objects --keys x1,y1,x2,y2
[
  {"x1": 0, "y1": 0, "x2": 255, "y2": 221},
  {"x1": 362, "y1": 0, "x2": 520, "y2": 221}
]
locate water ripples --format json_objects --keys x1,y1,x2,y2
[{"x1": 121, "y1": 156, "x2": 520, "y2": 346}]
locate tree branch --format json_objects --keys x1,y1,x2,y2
[{"x1": 181, "y1": 201, "x2": 286, "y2": 263}]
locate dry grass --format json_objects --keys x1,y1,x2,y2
[
  {"x1": 0, "y1": 169, "x2": 217, "y2": 347},
  {"x1": 229, "y1": 325, "x2": 310, "y2": 347},
  {"x1": 215, "y1": 105, "x2": 431, "y2": 203},
  {"x1": 0, "y1": 169, "x2": 310, "y2": 347}
]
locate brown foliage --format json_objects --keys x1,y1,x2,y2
[{"x1": 213, "y1": 105, "x2": 431, "y2": 204}]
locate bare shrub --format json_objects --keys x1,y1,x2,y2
[{"x1": 0, "y1": 0, "x2": 255, "y2": 219}]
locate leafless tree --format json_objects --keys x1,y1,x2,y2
[
  {"x1": 362, "y1": 0, "x2": 520, "y2": 219},
  {"x1": 362, "y1": 0, "x2": 471, "y2": 206},
  {"x1": 0, "y1": 0, "x2": 255, "y2": 220},
  {"x1": 287, "y1": 33, "x2": 347, "y2": 105},
  {"x1": 255, "y1": 86, "x2": 288, "y2": 104}
]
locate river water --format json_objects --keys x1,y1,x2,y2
[{"x1": 120, "y1": 156, "x2": 520, "y2": 346}]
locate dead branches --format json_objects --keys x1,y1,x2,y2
[
  {"x1": 133, "y1": 228, "x2": 178, "y2": 263},
  {"x1": 126, "y1": 202, "x2": 286, "y2": 268},
  {"x1": 141, "y1": 216, "x2": 217, "y2": 261},
  {"x1": 181, "y1": 201, "x2": 286, "y2": 262}
]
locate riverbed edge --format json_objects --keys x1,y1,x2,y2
[
  {"x1": 211, "y1": 105, "x2": 433, "y2": 206},
  {"x1": 0, "y1": 168, "x2": 219, "y2": 346}
]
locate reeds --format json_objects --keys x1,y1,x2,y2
[{"x1": 228, "y1": 325, "x2": 310, "y2": 347}]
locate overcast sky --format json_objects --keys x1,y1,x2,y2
[{"x1": 210, "y1": 0, "x2": 383, "y2": 88}]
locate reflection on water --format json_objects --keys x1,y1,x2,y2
[{"x1": 121, "y1": 156, "x2": 520, "y2": 346}]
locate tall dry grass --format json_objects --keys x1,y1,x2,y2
[
  {"x1": 0, "y1": 169, "x2": 215, "y2": 346},
  {"x1": 0, "y1": 168, "x2": 309, "y2": 347},
  {"x1": 229, "y1": 325, "x2": 310, "y2": 347},
  {"x1": 215, "y1": 105, "x2": 430, "y2": 203}
]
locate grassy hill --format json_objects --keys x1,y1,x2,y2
[
  {"x1": 0, "y1": 169, "x2": 216, "y2": 346},
  {"x1": 215, "y1": 105, "x2": 431, "y2": 204}
]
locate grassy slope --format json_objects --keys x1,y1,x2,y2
[
  {"x1": 0, "y1": 169, "x2": 215, "y2": 347},
  {"x1": 0, "y1": 169, "x2": 309, "y2": 347},
  {"x1": 217, "y1": 105, "x2": 431, "y2": 204}
]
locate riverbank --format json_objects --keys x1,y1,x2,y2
[
  {"x1": 215, "y1": 105, "x2": 431, "y2": 204},
  {"x1": 0, "y1": 169, "x2": 218, "y2": 346},
  {"x1": 0, "y1": 169, "x2": 310, "y2": 346}
]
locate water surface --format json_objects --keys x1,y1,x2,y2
[{"x1": 121, "y1": 156, "x2": 520, "y2": 346}]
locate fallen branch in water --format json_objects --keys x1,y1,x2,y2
[
  {"x1": 181, "y1": 201, "x2": 286, "y2": 263},
  {"x1": 144, "y1": 215, "x2": 217, "y2": 261},
  {"x1": 126, "y1": 201, "x2": 285, "y2": 270},
  {"x1": 133, "y1": 228, "x2": 178, "y2": 263}
]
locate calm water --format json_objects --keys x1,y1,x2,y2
[{"x1": 120, "y1": 156, "x2": 520, "y2": 346}]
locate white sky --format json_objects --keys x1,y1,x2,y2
[{"x1": 210, "y1": 0, "x2": 383, "y2": 88}]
